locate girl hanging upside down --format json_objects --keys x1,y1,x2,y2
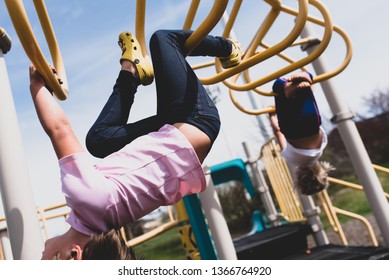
[
  {"x1": 30, "y1": 29, "x2": 243, "y2": 260},
  {"x1": 269, "y1": 71, "x2": 334, "y2": 196}
]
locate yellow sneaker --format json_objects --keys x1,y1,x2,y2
[
  {"x1": 220, "y1": 39, "x2": 243, "y2": 69},
  {"x1": 118, "y1": 32, "x2": 154, "y2": 86}
]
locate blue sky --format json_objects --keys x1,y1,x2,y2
[{"x1": 0, "y1": 0, "x2": 389, "y2": 234}]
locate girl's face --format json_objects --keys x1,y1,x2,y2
[{"x1": 41, "y1": 235, "x2": 82, "y2": 260}]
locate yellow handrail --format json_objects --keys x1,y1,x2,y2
[
  {"x1": 41, "y1": 202, "x2": 67, "y2": 212},
  {"x1": 39, "y1": 211, "x2": 69, "y2": 221},
  {"x1": 373, "y1": 164, "x2": 389, "y2": 175},
  {"x1": 328, "y1": 177, "x2": 389, "y2": 200},
  {"x1": 318, "y1": 190, "x2": 379, "y2": 246},
  {"x1": 5, "y1": 0, "x2": 69, "y2": 100},
  {"x1": 2, "y1": 203, "x2": 69, "y2": 223},
  {"x1": 323, "y1": 175, "x2": 388, "y2": 246},
  {"x1": 126, "y1": 219, "x2": 185, "y2": 247},
  {"x1": 334, "y1": 207, "x2": 379, "y2": 246},
  {"x1": 317, "y1": 191, "x2": 348, "y2": 245}
]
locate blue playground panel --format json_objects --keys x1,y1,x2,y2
[
  {"x1": 209, "y1": 158, "x2": 256, "y2": 197},
  {"x1": 210, "y1": 158, "x2": 265, "y2": 233},
  {"x1": 183, "y1": 158, "x2": 266, "y2": 259}
]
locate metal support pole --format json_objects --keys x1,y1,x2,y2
[
  {"x1": 199, "y1": 166, "x2": 238, "y2": 260},
  {"x1": 242, "y1": 142, "x2": 280, "y2": 227},
  {"x1": 0, "y1": 29, "x2": 43, "y2": 259},
  {"x1": 301, "y1": 23, "x2": 389, "y2": 247},
  {"x1": 298, "y1": 195, "x2": 329, "y2": 246}
]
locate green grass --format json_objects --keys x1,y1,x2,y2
[{"x1": 132, "y1": 227, "x2": 188, "y2": 260}]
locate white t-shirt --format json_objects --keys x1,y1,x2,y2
[{"x1": 281, "y1": 127, "x2": 328, "y2": 183}]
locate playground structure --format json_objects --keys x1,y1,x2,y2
[
  {"x1": 1, "y1": 0, "x2": 389, "y2": 260},
  {"x1": 2, "y1": 140, "x2": 389, "y2": 259}
]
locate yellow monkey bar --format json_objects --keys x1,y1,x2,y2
[
  {"x1": 220, "y1": 0, "x2": 332, "y2": 90},
  {"x1": 5, "y1": 0, "x2": 69, "y2": 100},
  {"x1": 228, "y1": 0, "x2": 352, "y2": 115},
  {"x1": 198, "y1": 0, "x2": 311, "y2": 87},
  {"x1": 188, "y1": 1, "x2": 350, "y2": 95},
  {"x1": 135, "y1": 0, "x2": 228, "y2": 57},
  {"x1": 182, "y1": 0, "x2": 201, "y2": 30},
  {"x1": 196, "y1": 0, "x2": 350, "y2": 90},
  {"x1": 280, "y1": 1, "x2": 352, "y2": 84},
  {"x1": 183, "y1": 0, "x2": 228, "y2": 55}
]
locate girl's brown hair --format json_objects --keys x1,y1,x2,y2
[
  {"x1": 296, "y1": 161, "x2": 334, "y2": 195},
  {"x1": 82, "y1": 229, "x2": 135, "y2": 260}
]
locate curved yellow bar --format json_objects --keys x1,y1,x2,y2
[
  {"x1": 228, "y1": 70, "x2": 275, "y2": 115},
  {"x1": 317, "y1": 191, "x2": 348, "y2": 245},
  {"x1": 135, "y1": 0, "x2": 148, "y2": 57},
  {"x1": 240, "y1": 1, "x2": 351, "y2": 90},
  {"x1": 221, "y1": 0, "x2": 243, "y2": 38},
  {"x1": 230, "y1": 1, "x2": 352, "y2": 116},
  {"x1": 373, "y1": 164, "x2": 389, "y2": 175},
  {"x1": 5, "y1": 0, "x2": 68, "y2": 100},
  {"x1": 182, "y1": 0, "x2": 200, "y2": 30},
  {"x1": 227, "y1": 0, "x2": 334, "y2": 116},
  {"x1": 229, "y1": 1, "x2": 350, "y2": 94},
  {"x1": 230, "y1": 96, "x2": 276, "y2": 115},
  {"x1": 229, "y1": 0, "x2": 345, "y2": 116},
  {"x1": 225, "y1": 0, "x2": 308, "y2": 115},
  {"x1": 280, "y1": 0, "x2": 352, "y2": 84},
  {"x1": 313, "y1": 25, "x2": 352, "y2": 83},
  {"x1": 247, "y1": 42, "x2": 308, "y2": 96},
  {"x1": 334, "y1": 207, "x2": 379, "y2": 246},
  {"x1": 135, "y1": 0, "x2": 227, "y2": 58},
  {"x1": 199, "y1": 0, "x2": 309, "y2": 86},
  {"x1": 220, "y1": 0, "x2": 332, "y2": 92},
  {"x1": 183, "y1": 0, "x2": 228, "y2": 56}
]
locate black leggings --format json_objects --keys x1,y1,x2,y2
[{"x1": 86, "y1": 30, "x2": 230, "y2": 158}]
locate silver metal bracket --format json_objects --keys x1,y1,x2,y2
[
  {"x1": 0, "y1": 27, "x2": 12, "y2": 54},
  {"x1": 330, "y1": 111, "x2": 355, "y2": 124},
  {"x1": 300, "y1": 36, "x2": 321, "y2": 51}
]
